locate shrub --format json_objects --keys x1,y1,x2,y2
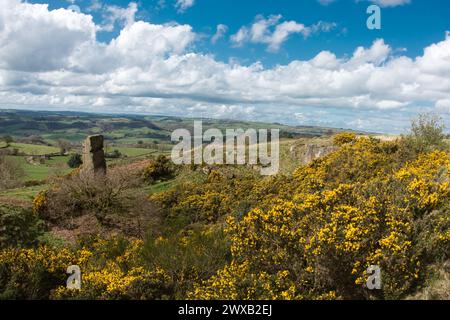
[
  {"x1": 192, "y1": 138, "x2": 450, "y2": 300},
  {"x1": 36, "y1": 168, "x2": 157, "y2": 238},
  {"x1": 105, "y1": 149, "x2": 122, "y2": 159},
  {"x1": 333, "y1": 132, "x2": 357, "y2": 146},
  {"x1": 401, "y1": 113, "x2": 448, "y2": 155},
  {"x1": 0, "y1": 155, "x2": 24, "y2": 190},
  {"x1": 0, "y1": 246, "x2": 77, "y2": 299},
  {"x1": 2, "y1": 135, "x2": 13, "y2": 146},
  {"x1": 142, "y1": 225, "x2": 230, "y2": 299},
  {"x1": 52, "y1": 238, "x2": 173, "y2": 300},
  {"x1": 67, "y1": 153, "x2": 82, "y2": 168},
  {"x1": 57, "y1": 139, "x2": 71, "y2": 155},
  {"x1": 143, "y1": 156, "x2": 174, "y2": 183},
  {"x1": 0, "y1": 205, "x2": 43, "y2": 249}
]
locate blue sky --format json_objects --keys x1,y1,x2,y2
[
  {"x1": 41, "y1": 0, "x2": 449, "y2": 65},
  {"x1": 1, "y1": 0, "x2": 450, "y2": 133}
]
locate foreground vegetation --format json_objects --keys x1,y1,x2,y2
[{"x1": 0, "y1": 113, "x2": 449, "y2": 300}]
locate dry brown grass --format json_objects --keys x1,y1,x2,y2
[
  {"x1": 41, "y1": 166, "x2": 160, "y2": 240},
  {"x1": 407, "y1": 261, "x2": 450, "y2": 300}
]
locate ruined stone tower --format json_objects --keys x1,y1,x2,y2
[{"x1": 82, "y1": 135, "x2": 106, "y2": 174}]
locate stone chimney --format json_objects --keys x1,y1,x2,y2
[{"x1": 82, "y1": 135, "x2": 106, "y2": 174}]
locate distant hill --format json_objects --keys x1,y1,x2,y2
[{"x1": 0, "y1": 109, "x2": 367, "y2": 144}]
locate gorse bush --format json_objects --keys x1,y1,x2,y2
[
  {"x1": 333, "y1": 132, "x2": 357, "y2": 146},
  {"x1": 0, "y1": 205, "x2": 43, "y2": 249},
  {"x1": 143, "y1": 156, "x2": 174, "y2": 183},
  {"x1": 0, "y1": 117, "x2": 449, "y2": 300},
  {"x1": 191, "y1": 139, "x2": 450, "y2": 300},
  {"x1": 142, "y1": 225, "x2": 230, "y2": 299}
]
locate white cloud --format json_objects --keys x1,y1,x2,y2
[
  {"x1": 369, "y1": 0, "x2": 411, "y2": 7},
  {"x1": 436, "y1": 99, "x2": 450, "y2": 112},
  {"x1": 317, "y1": 0, "x2": 336, "y2": 5},
  {"x1": 211, "y1": 24, "x2": 228, "y2": 44},
  {"x1": 0, "y1": 0, "x2": 96, "y2": 72},
  {"x1": 99, "y1": 2, "x2": 138, "y2": 32},
  {"x1": 87, "y1": 0, "x2": 102, "y2": 12},
  {"x1": 321, "y1": 0, "x2": 411, "y2": 7},
  {"x1": 349, "y1": 39, "x2": 392, "y2": 66},
  {"x1": 175, "y1": 0, "x2": 195, "y2": 13},
  {"x1": 231, "y1": 15, "x2": 332, "y2": 52},
  {"x1": 1, "y1": 0, "x2": 450, "y2": 133}
]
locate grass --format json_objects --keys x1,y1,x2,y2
[
  {"x1": 8, "y1": 143, "x2": 60, "y2": 155},
  {"x1": 0, "y1": 184, "x2": 48, "y2": 201},
  {"x1": 106, "y1": 146, "x2": 169, "y2": 158},
  {"x1": 113, "y1": 147, "x2": 157, "y2": 157},
  {"x1": 144, "y1": 180, "x2": 178, "y2": 194},
  {"x1": 6, "y1": 155, "x2": 71, "y2": 181}
]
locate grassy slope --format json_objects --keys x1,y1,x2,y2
[
  {"x1": 6, "y1": 155, "x2": 71, "y2": 181},
  {"x1": 0, "y1": 109, "x2": 353, "y2": 201},
  {"x1": 8, "y1": 143, "x2": 60, "y2": 155},
  {"x1": 108, "y1": 147, "x2": 159, "y2": 157},
  {"x1": 0, "y1": 184, "x2": 47, "y2": 201}
]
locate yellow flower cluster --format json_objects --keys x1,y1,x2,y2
[
  {"x1": 396, "y1": 151, "x2": 450, "y2": 210},
  {"x1": 191, "y1": 261, "x2": 302, "y2": 300},
  {"x1": 32, "y1": 190, "x2": 48, "y2": 215},
  {"x1": 192, "y1": 137, "x2": 450, "y2": 300}
]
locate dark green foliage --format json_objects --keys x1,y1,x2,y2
[
  {"x1": 67, "y1": 153, "x2": 82, "y2": 168},
  {"x1": 401, "y1": 113, "x2": 448, "y2": 155},
  {"x1": 143, "y1": 156, "x2": 174, "y2": 183},
  {"x1": 143, "y1": 226, "x2": 231, "y2": 299},
  {"x1": 0, "y1": 205, "x2": 43, "y2": 249},
  {"x1": 105, "y1": 149, "x2": 122, "y2": 159},
  {"x1": 2, "y1": 135, "x2": 13, "y2": 145}
]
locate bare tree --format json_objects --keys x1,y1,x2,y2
[
  {"x1": 0, "y1": 155, "x2": 24, "y2": 190},
  {"x1": 57, "y1": 139, "x2": 71, "y2": 155}
]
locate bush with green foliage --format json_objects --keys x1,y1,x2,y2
[
  {"x1": 0, "y1": 205, "x2": 43, "y2": 249},
  {"x1": 1, "y1": 117, "x2": 449, "y2": 300},
  {"x1": 67, "y1": 153, "x2": 83, "y2": 168},
  {"x1": 0, "y1": 155, "x2": 24, "y2": 190},
  {"x1": 401, "y1": 113, "x2": 448, "y2": 155},
  {"x1": 2, "y1": 135, "x2": 13, "y2": 146},
  {"x1": 105, "y1": 149, "x2": 122, "y2": 159},
  {"x1": 143, "y1": 156, "x2": 174, "y2": 183}
]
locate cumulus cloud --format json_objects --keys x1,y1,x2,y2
[
  {"x1": 87, "y1": 0, "x2": 103, "y2": 12},
  {"x1": 231, "y1": 15, "x2": 334, "y2": 52},
  {"x1": 99, "y1": 2, "x2": 138, "y2": 32},
  {"x1": 175, "y1": 0, "x2": 195, "y2": 13},
  {"x1": 211, "y1": 24, "x2": 228, "y2": 44},
  {"x1": 321, "y1": 0, "x2": 411, "y2": 7},
  {"x1": 317, "y1": 0, "x2": 337, "y2": 5},
  {"x1": 0, "y1": 0, "x2": 449, "y2": 133},
  {"x1": 0, "y1": 0, "x2": 96, "y2": 72},
  {"x1": 369, "y1": 0, "x2": 411, "y2": 7}
]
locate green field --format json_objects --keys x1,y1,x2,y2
[
  {"x1": 7, "y1": 155, "x2": 71, "y2": 181},
  {"x1": 0, "y1": 184, "x2": 47, "y2": 201},
  {"x1": 0, "y1": 109, "x2": 361, "y2": 199},
  {"x1": 108, "y1": 147, "x2": 159, "y2": 158},
  {"x1": 8, "y1": 143, "x2": 60, "y2": 155}
]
